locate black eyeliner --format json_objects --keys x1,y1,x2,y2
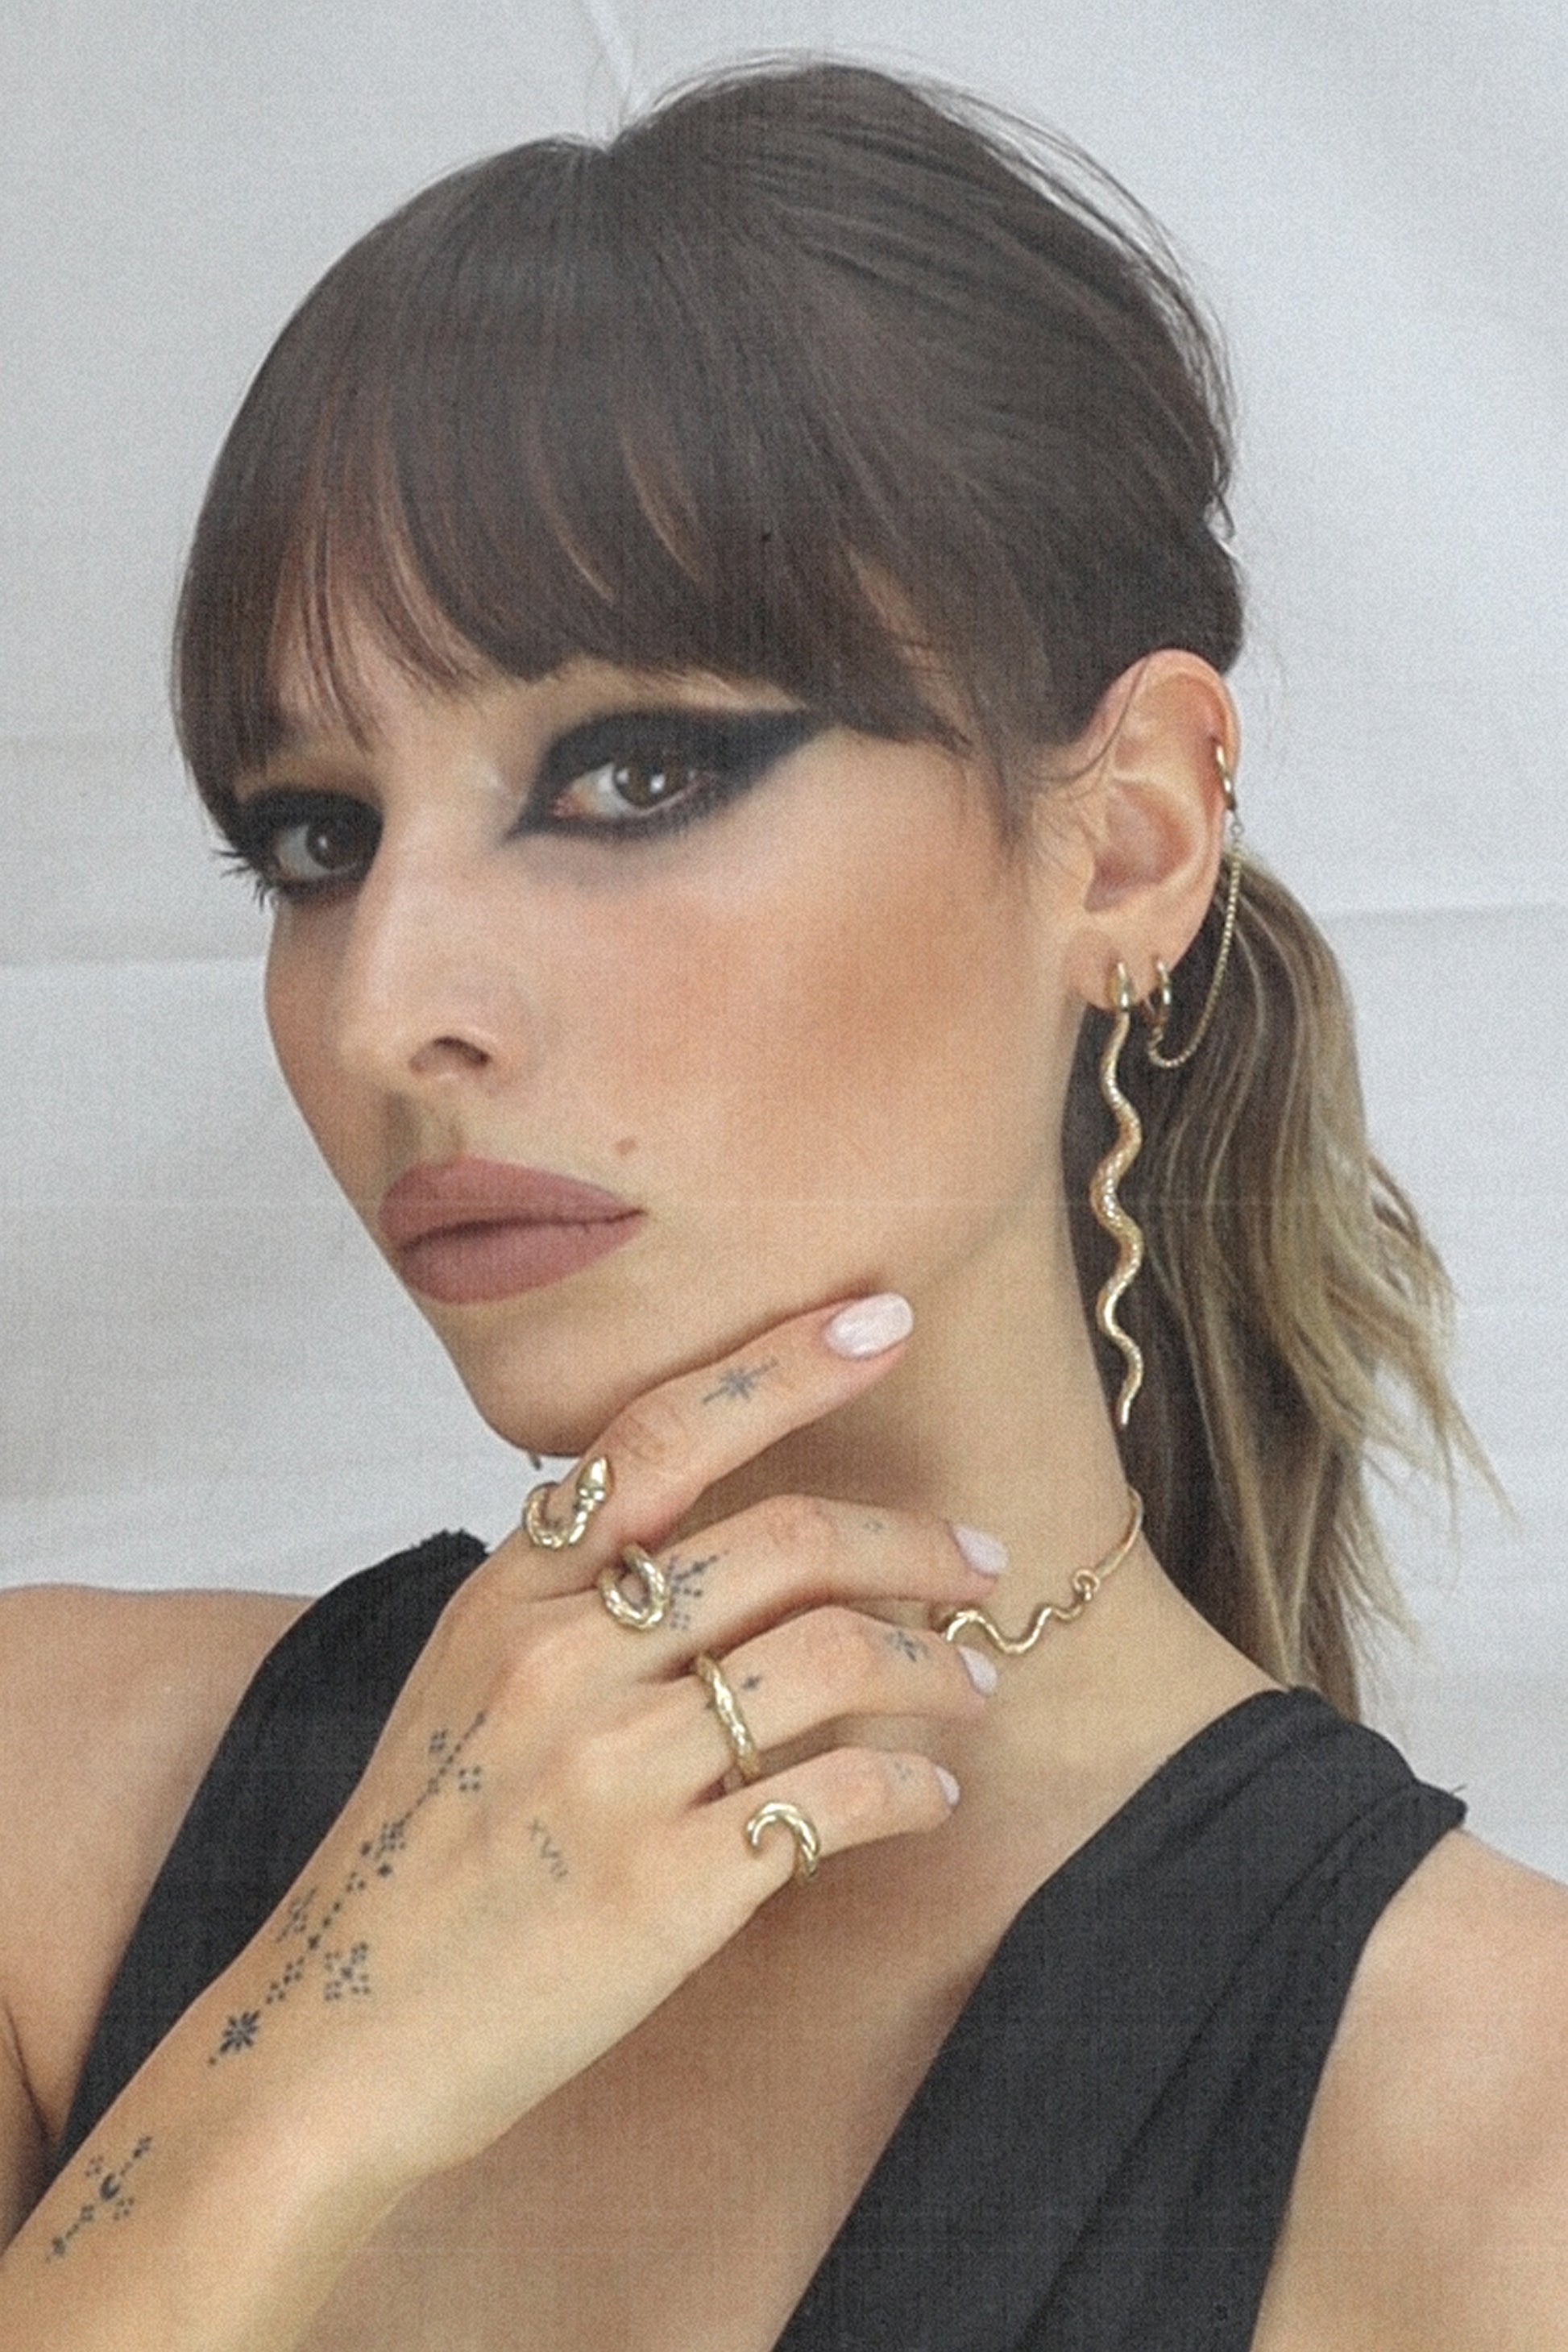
[
  {"x1": 523, "y1": 707, "x2": 829, "y2": 836},
  {"x1": 224, "y1": 786, "x2": 376, "y2": 856},
  {"x1": 218, "y1": 704, "x2": 831, "y2": 901},
  {"x1": 218, "y1": 787, "x2": 381, "y2": 901}
]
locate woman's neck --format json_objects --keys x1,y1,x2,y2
[
  {"x1": 696, "y1": 1187, "x2": 1121, "y2": 1543},
  {"x1": 681, "y1": 1188, "x2": 1278, "y2": 1821}
]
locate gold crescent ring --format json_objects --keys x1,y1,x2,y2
[
  {"x1": 522, "y1": 1454, "x2": 613, "y2": 1549},
  {"x1": 744, "y1": 1800, "x2": 822, "y2": 1881},
  {"x1": 692, "y1": 1653, "x2": 763, "y2": 1781},
  {"x1": 597, "y1": 1545, "x2": 671, "y2": 1631}
]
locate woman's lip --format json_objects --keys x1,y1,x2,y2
[
  {"x1": 380, "y1": 1156, "x2": 637, "y2": 1249},
  {"x1": 396, "y1": 1212, "x2": 641, "y2": 1305}
]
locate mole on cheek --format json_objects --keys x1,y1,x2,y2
[{"x1": 614, "y1": 1135, "x2": 638, "y2": 1158}]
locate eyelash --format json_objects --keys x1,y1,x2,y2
[{"x1": 219, "y1": 711, "x2": 825, "y2": 907}]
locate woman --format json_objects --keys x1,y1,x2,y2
[{"x1": 1, "y1": 54, "x2": 1563, "y2": 2350}]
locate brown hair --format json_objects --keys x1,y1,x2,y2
[{"x1": 175, "y1": 56, "x2": 1479, "y2": 1715}]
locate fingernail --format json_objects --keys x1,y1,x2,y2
[
  {"x1": 951, "y1": 1523, "x2": 1007, "y2": 1577},
  {"x1": 958, "y1": 1645, "x2": 998, "y2": 1696},
  {"x1": 823, "y1": 1293, "x2": 914, "y2": 1358},
  {"x1": 935, "y1": 1765, "x2": 961, "y2": 1808}
]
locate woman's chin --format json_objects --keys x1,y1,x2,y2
[
  {"x1": 415, "y1": 1251, "x2": 858, "y2": 1462},
  {"x1": 419, "y1": 1287, "x2": 711, "y2": 1460}
]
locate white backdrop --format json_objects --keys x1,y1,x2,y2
[{"x1": 4, "y1": 2, "x2": 1566, "y2": 1876}]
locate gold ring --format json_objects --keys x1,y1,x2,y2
[
  {"x1": 597, "y1": 1545, "x2": 670, "y2": 1631},
  {"x1": 693, "y1": 1653, "x2": 763, "y2": 1782},
  {"x1": 522, "y1": 1454, "x2": 613, "y2": 1550},
  {"x1": 744, "y1": 1800, "x2": 821, "y2": 1881}
]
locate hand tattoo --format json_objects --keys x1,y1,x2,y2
[
  {"x1": 206, "y1": 1711, "x2": 487, "y2": 2064},
  {"x1": 665, "y1": 1551, "x2": 719, "y2": 1632},
  {"x1": 529, "y1": 1817, "x2": 568, "y2": 1880}
]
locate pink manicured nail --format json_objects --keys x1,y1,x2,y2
[
  {"x1": 951, "y1": 1523, "x2": 1007, "y2": 1577},
  {"x1": 823, "y1": 1293, "x2": 914, "y2": 1357},
  {"x1": 958, "y1": 1645, "x2": 999, "y2": 1695},
  {"x1": 935, "y1": 1765, "x2": 961, "y2": 1808}
]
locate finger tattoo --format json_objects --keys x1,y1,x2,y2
[{"x1": 701, "y1": 1359, "x2": 780, "y2": 1405}]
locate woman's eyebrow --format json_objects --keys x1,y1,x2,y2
[
  {"x1": 532, "y1": 703, "x2": 823, "y2": 791},
  {"x1": 234, "y1": 714, "x2": 375, "y2": 795}
]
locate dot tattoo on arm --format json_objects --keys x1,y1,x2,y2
[
  {"x1": 46, "y1": 2136, "x2": 154, "y2": 2259},
  {"x1": 205, "y1": 1709, "x2": 487, "y2": 2064}
]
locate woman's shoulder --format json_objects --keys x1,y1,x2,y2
[
  {"x1": 0, "y1": 1579, "x2": 309, "y2": 2150},
  {"x1": 1255, "y1": 1824, "x2": 1568, "y2": 2349}
]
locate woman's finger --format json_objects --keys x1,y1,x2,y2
[
  {"x1": 691, "y1": 1744, "x2": 961, "y2": 1922},
  {"x1": 644, "y1": 1601, "x2": 996, "y2": 1804},
  {"x1": 593, "y1": 1493, "x2": 1007, "y2": 1670},
  {"x1": 504, "y1": 1292, "x2": 918, "y2": 1571}
]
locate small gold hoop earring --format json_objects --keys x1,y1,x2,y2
[
  {"x1": 1090, "y1": 961, "x2": 1145, "y2": 1430},
  {"x1": 1143, "y1": 744, "x2": 1244, "y2": 1071}
]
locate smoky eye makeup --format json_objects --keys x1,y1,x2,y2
[
  {"x1": 518, "y1": 705, "x2": 832, "y2": 838},
  {"x1": 219, "y1": 701, "x2": 832, "y2": 902},
  {"x1": 220, "y1": 786, "x2": 382, "y2": 902}
]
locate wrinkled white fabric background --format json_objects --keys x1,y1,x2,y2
[{"x1": 3, "y1": 2, "x2": 1564, "y2": 1875}]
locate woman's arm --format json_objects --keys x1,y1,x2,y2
[
  {"x1": 0, "y1": 1978, "x2": 410, "y2": 2352},
  {"x1": 0, "y1": 1297, "x2": 999, "y2": 2350},
  {"x1": 1255, "y1": 1828, "x2": 1568, "y2": 2350},
  {"x1": 0, "y1": 2006, "x2": 47, "y2": 2261}
]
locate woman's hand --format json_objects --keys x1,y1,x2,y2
[{"x1": 212, "y1": 1294, "x2": 1004, "y2": 2192}]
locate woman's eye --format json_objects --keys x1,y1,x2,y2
[
  {"x1": 533, "y1": 709, "x2": 830, "y2": 838},
  {"x1": 550, "y1": 755, "x2": 716, "y2": 826},
  {"x1": 223, "y1": 791, "x2": 380, "y2": 902}
]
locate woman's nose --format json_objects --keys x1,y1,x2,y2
[{"x1": 325, "y1": 842, "x2": 541, "y2": 1097}]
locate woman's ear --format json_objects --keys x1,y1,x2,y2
[{"x1": 1043, "y1": 649, "x2": 1239, "y2": 1010}]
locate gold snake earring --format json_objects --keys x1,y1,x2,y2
[{"x1": 1090, "y1": 962, "x2": 1146, "y2": 1429}]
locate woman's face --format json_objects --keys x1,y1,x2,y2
[{"x1": 248, "y1": 634, "x2": 1080, "y2": 1452}]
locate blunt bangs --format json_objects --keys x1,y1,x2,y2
[
  {"x1": 176, "y1": 61, "x2": 1242, "y2": 840},
  {"x1": 176, "y1": 122, "x2": 981, "y2": 833}
]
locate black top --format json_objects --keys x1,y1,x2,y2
[{"x1": 54, "y1": 1533, "x2": 1465, "y2": 2350}]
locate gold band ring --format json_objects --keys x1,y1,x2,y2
[
  {"x1": 522, "y1": 1454, "x2": 613, "y2": 1550},
  {"x1": 744, "y1": 1800, "x2": 822, "y2": 1881},
  {"x1": 693, "y1": 1653, "x2": 763, "y2": 1782},
  {"x1": 597, "y1": 1545, "x2": 671, "y2": 1631}
]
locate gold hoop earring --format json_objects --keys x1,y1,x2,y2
[
  {"x1": 1143, "y1": 744, "x2": 1243, "y2": 1070},
  {"x1": 1090, "y1": 962, "x2": 1145, "y2": 1429}
]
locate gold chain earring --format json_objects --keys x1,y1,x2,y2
[
  {"x1": 1143, "y1": 744, "x2": 1243, "y2": 1069},
  {"x1": 1090, "y1": 961, "x2": 1145, "y2": 1429}
]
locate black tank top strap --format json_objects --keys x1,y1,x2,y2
[
  {"x1": 776, "y1": 1686, "x2": 1464, "y2": 2351},
  {"x1": 52, "y1": 1529, "x2": 485, "y2": 2176}
]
